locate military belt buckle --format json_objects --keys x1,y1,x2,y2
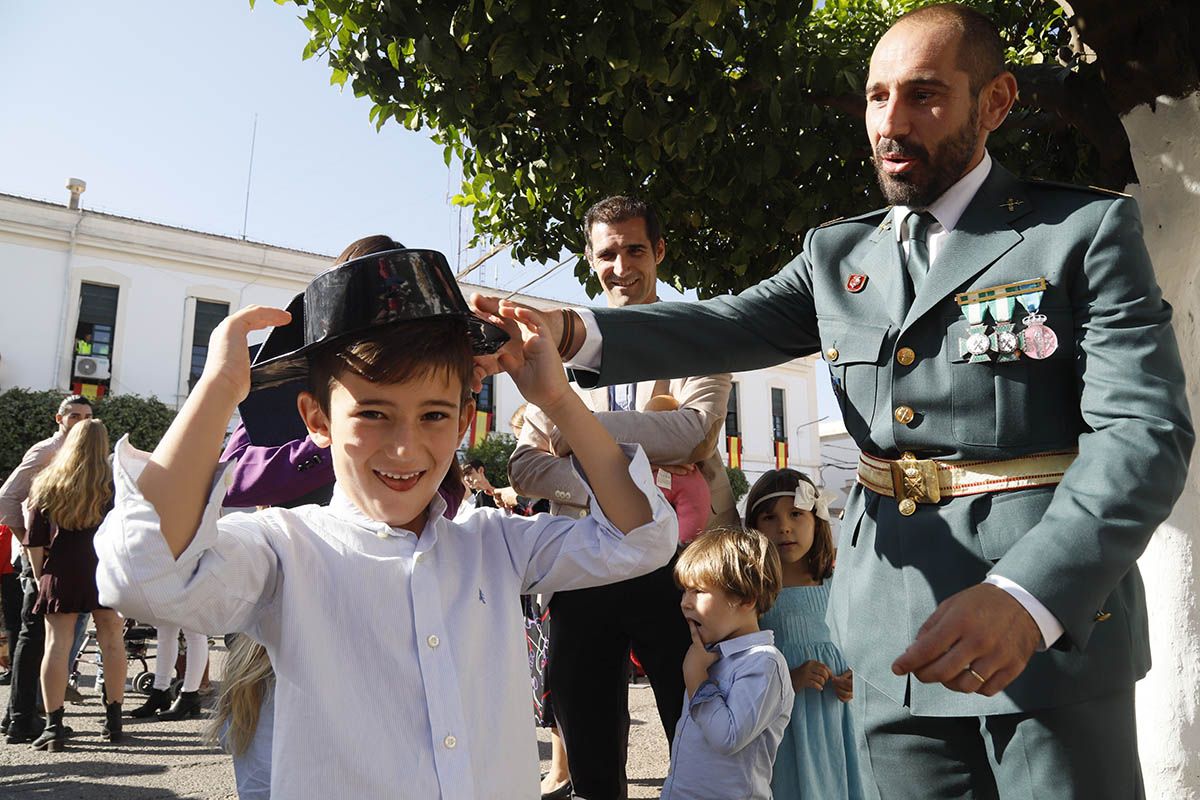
[{"x1": 890, "y1": 452, "x2": 941, "y2": 516}]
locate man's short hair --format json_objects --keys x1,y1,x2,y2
[
  {"x1": 583, "y1": 196, "x2": 663, "y2": 257},
  {"x1": 674, "y1": 527, "x2": 783, "y2": 616},
  {"x1": 895, "y1": 3, "x2": 1006, "y2": 95},
  {"x1": 58, "y1": 395, "x2": 92, "y2": 415},
  {"x1": 467, "y1": 459, "x2": 485, "y2": 472}
]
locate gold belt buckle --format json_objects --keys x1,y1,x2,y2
[{"x1": 890, "y1": 452, "x2": 941, "y2": 516}]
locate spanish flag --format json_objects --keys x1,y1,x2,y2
[
  {"x1": 726, "y1": 435, "x2": 741, "y2": 469},
  {"x1": 470, "y1": 410, "x2": 492, "y2": 447},
  {"x1": 774, "y1": 440, "x2": 788, "y2": 469}
]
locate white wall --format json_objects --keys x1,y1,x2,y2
[{"x1": 1124, "y1": 92, "x2": 1200, "y2": 800}]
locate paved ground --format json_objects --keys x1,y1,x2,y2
[{"x1": 0, "y1": 644, "x2": 670, "y2": 798}]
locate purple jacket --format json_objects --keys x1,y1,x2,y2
[{"x1": 220, "y1": 423, "x2": 465, "y2": 517}]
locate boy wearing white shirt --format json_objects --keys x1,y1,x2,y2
[{"x1": 95, "y1": 249, "x2": 678, "y2": 799}]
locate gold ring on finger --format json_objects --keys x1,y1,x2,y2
[{"x1": 965, "y1": 665, "x2": 986, "y2": 684}]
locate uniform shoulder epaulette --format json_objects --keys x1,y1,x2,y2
[{"x1": 1025, "y1": 178, "x2": 1131, "y2": 199}]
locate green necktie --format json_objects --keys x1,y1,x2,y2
[{"x1": 903, "y1": 210, "x2": 937, "y2": 293}]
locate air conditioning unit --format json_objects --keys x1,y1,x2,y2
[{"x1": 74, "y1": 355, "x2": 111, "y2": 380}]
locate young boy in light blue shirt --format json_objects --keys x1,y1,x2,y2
[{"x1": 662, "y1": 527, "x2": 794, "y2": 800}]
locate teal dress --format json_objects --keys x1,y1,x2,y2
[{"x1": 759, "y1": 583, "x2": 864, "y2": 799}]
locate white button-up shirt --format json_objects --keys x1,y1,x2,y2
[{"x1": 96, "y1": 437, "x2": 678, "y2": 800}]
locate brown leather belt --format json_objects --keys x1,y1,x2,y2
[{"x1": 857, "y1": 450, "x2": 1078, "y2": 516}]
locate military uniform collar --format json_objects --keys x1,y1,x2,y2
[{"x1": 892, "y1": 150, "x2": 993, "y2": 240}]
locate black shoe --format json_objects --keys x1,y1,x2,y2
[
  {"x1": 156, "y1": 690, "x2": 203, "y2": 721},
  {"x1": 541, "y1": 779, "x2": 573, "y2": 800},
  {"x1": 5, "y1": 714, "x2": 41, "y2": 745},
  {"x1": 101, "y1": 701, "x2": 123, "y2": 742},
  {"x1": 0, "y1": 669, "x2": 11, "y2": 685},
  {"x1": 1, "y1": 709, "x2": 9, "y2": 734},
  {"x1": 128, "y1": 688, "x2": 172, "y2": 718},
  {"x1": 30, "y1": 708, "x2": 67, "y2": 752}
]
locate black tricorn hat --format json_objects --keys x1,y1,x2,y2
[
  {"x1": 249, "y1": 248, "x2": 508, "y2": 390},
  {"x1": 237, "y1": 249, "x2": 507, "y2": 447}
]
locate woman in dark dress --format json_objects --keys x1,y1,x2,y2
[{"x1": 23, "y1": 418, "x2": 124, "y2": 750}]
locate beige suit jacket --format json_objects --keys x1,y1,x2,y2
[
  {"x1": 509, "y1": 375, "x2": 736, "y2": 526},
  {"x1": 0, "y1": 432, "x2": 64, "y2": 535}
]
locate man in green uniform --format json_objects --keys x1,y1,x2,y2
[{"x1": 474, "y1": 4, "x2": 1193, "y2": 797}]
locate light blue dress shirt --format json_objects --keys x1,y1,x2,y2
[{"x1": 661, "y1": 630, "x2": 794, "y2": 800}]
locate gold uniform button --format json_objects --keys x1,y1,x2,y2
[
  {"x1": 898, "y1": 498, "x2": 917, "y2": 516},
  {"x1": 1094, "y1": 611, "x2": 1112, "y2": 622},
  {"x1": 826, "y1": 348, "x2": 839, "y2": 362},
  {"x1": 894, "y1": 405, "x2": 915, "y2": 425},
  {"x1": 896, "y1": 347, "x2": 915, "y2": 366}
]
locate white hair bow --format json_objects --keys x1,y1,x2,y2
[{"x1": 749, "y1": 481, "x2": 835, "y2": 521}]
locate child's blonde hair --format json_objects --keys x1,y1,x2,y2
[
  {"x1": 207, "y1": 635, "x2": 275, "y2": 756},
  {"x1": 27, "y1": 418, "x2": 112, "y2": 530},
  {"x1": 674, "y1": 526, "x2": 783, "y2": 615}
]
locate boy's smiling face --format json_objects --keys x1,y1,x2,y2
[{"x1": 300, "y1": 368, "x2": 472, "y2": 532}]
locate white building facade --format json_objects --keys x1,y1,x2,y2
[{"x1": 0, "y1": 191, "x2": 821, "y2": 491}]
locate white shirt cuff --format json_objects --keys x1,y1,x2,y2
[
  {"x1": 985, "y1": 574, "x2": 1064, "y2": 650},
  {"x1": 564, "y1": 307, "x2": 603, "y2": 372}
]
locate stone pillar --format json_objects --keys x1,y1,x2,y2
[{"x1": 1124, "y1": 91, "x2": 1200, "y2": 799}]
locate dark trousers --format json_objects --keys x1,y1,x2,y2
[
  {"x1": 854, "y1": 679, "x2": 1145, "y2": 799},
  {"x1": 6, "y1": 557, "x2": 46, "y2": 730},
  {"x1": 547, "y1": 559, "x2": 690, "y2": 800},
  {"x1": 1, "y1": 570, "x2": 21, "y2": 658}
]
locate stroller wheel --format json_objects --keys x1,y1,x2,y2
[{"x1": 134, "y1": 671, "x2": 156, "y2": 694}]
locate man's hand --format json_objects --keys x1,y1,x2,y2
[
  {"x1": 830, "y1": 669, "x2": 853, "y2": 703},
  {"x1": 683, "y1": 621, "x2": 720, "y2": 695},
  {"x1": 494, "y1": 486, "x2": 521, "y2": 511},
  {"x1": 891, "y1": 582, "x2": 1042, "y2": 696},
  {"x1": 790, "y1": 660, "x2": 833, "y2": 692},
  {"x1": 470, "y1": 293, "x2": 566, "y2": 392}
]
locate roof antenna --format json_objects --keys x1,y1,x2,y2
[{"x1": 241, "y1": 113, "x2": 258, "y2": 240}]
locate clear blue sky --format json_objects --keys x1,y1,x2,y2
[{"x1": 0, "y1": 0, "x2": 837, "y2": 419}]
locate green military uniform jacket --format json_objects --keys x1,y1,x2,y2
[{"x1": 580, "y1": 162, "x2": 1194, "y2": 716}]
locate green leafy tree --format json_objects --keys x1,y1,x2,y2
[
  {"x1": 726, "y1": 465, "x2": 749, "y2": 505},
  {"x1": 94, "y1": 394, "x2": 178, "y2": 453},
  {"x1": 463, "y1": 431, "x2": 518, "y2": 488},
  {"x1": 280, "y1": 0, "x2": 1105, "y2": 296}
]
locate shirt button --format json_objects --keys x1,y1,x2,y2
[
  {"x1": 896, "y1": 347, "x2": 915, "y2": 366},
  {"x1": 578, "y1": 509, "x2": 587, "y2": 519},
  {"x1": 427, "y1": 634, "x2": 440, "y2": 648},
  {"x1": 894, "y1": 405, "x2": 915, "y2": 425},
  {"x1": 825, "y1": 347, "x2": 839, "y2": 362},
  {"x1": 444, "y1": 734, "x2": 457, "y2": 749}
]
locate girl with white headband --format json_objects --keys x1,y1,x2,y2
[{"x1": 745, "y1": 469, "x2": 865, "y2": 800}]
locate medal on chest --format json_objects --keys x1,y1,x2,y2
[
  {"x1": 1016, "y1": 289, "x2": 1058, "y2": 359},
  {"x1": 958, "y1": 300, "x2": 992, "y2": 363},
  {"x1": 988, "y1": 297, "x2": 1021, "y2": 362}
]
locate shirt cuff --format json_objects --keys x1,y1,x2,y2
[
  {"x1": 564, "y1": 307, "x2": 602, "y2": 372},
  {"x1": 985, "y1": 574, "x2": 1064, "y2": 650}
]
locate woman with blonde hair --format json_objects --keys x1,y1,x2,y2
[
  {"x1": 23, "y1": 418, "x2": 124, "y2": 750},
  {"x1": 208, "y1": 635, "x2": 274, "y2": 799}
]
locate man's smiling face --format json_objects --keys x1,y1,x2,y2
[{"x1": 588, "y1": 216, "x2": 665, "y2": 308}]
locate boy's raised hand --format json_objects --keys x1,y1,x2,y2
[
  {"x1": 791, "y1": 659, "x2": 833, "y2": 692},
  {"x1": 683, "y1": 620, "x2": 720, "y2": 695},
  {"x1": 469, "y1": 293, "x2": 565, "y2": 391},
  {"x1": 199, "y1": 305, "x2": 292, "y2": 400},
  {"x1": 493, "y1": 300, "x2": 571, "y2": 412}
]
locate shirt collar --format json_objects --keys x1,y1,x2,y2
[
  {"x1": 893, "y1": 149, "x2": 993, "y2": 239},
  {"x1": 327, "y1": 483, "x2": 447, "y2": 540},
  {"x1": 712, "y1": 629, "x2": 775, "y2": 658}
]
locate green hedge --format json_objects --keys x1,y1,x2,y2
[
  {"x1": 462, "y1": 432, "x2": 518, "y2": 489},
  {"x1": 0, "y1": 388, "x2": 177, "y2": 483}
]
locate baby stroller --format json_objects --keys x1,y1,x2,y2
[{"x1": 68, "y1": 617, "x2": 182, "y2": 700}]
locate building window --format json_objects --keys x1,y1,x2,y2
[
  {"x1": 771, "y1": 387, "x2": 786, "y2": 441},
  {"x1": 725, "y1": 382, "x2": 740, "y2": 437},
  {"x1": 188, "y1": 300, "x2": 231, "y2": 391},
  {"x1": 72, "y1": 282, "x2": 119, "y2": 399}
]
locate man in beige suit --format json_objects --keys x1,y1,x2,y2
[{"x1": 509, "y1": 197, "x2": 734, "y2": 800}]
